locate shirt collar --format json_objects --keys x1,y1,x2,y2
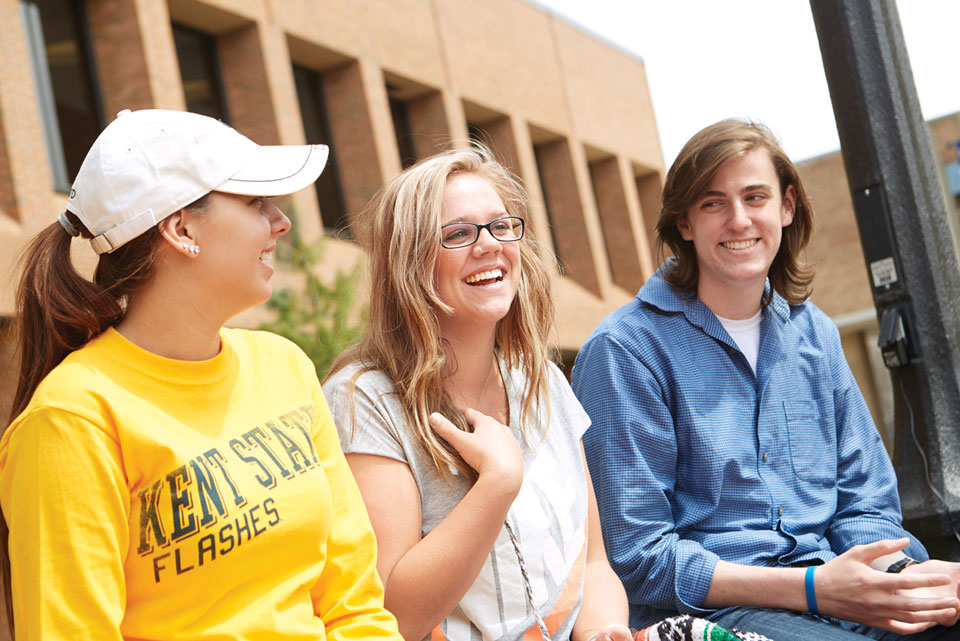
[{"x1": 639, "y1": 259, "x2": 792, "y2": 328}]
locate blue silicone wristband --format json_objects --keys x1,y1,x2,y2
[{"x1": 805, "y1": 566, "x2": 820, "y2": 615}]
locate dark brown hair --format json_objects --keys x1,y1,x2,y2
[
  {"x1": 1, "y1": 195, "x2": 208, "y2": 638},
  {"x1": 656, "y1": 118, "x2": 814, "y2": 305}
]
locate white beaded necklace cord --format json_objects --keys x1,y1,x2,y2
[{"x1": 452, "y1": 354, "x2": 548, "y2": 638}]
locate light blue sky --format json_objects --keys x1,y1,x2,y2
[{"x1": 535, "y1": 0, "x2": 960, "y2": 164}]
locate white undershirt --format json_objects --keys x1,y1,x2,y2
[{"x1": 717, "y1": 310, "x2": 763, "y2": 375}]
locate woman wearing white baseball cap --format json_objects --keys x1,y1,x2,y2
[{"x1": 0, "y1": 109, "x2": 402, "y2": 641}]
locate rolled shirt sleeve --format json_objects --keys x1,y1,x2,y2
[{"x1": 574, "y1": 333, "x2": 718, "y2": 623}]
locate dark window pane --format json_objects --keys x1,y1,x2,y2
[
  {"x1": 172, "y1": 23, "x2": 228, "y2": 122},
  {"x1": 25, "y1": 0, "x2": 103, "y2": 186},
  {"x1": 533, "y1": 144, "x2": 562, "y2": 265},
  {"x1": 389, "y1": 96, "x2": 416, "y2": 169},
  {"x1": 467, "y1": 123, "x2": 487, "y2": 147},
  {"x1": 293, "y1": 65, "x2": 349, "y2": 237}
]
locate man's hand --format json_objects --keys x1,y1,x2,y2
[
  {"x1": 816, "y1": 539, "x2": 959, "y2": 634},
  {"x1": 898, "y1": 559, "x2": 960, "y2": 626}
]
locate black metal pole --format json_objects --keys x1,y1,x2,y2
[{"x1": 810, "y1": 0, "x2": 960, "y2": 559}]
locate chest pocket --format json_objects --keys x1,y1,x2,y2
[{"x1": 783, "y1": 399, "x2": 837, "y2": 484}]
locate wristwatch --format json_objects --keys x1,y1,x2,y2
[{"x1": 886, "y1": 556, "x2": 918, "y2": 573}]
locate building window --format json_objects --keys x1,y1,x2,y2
[
  {"x1": 463, "y1": 107, "x2": 520, "y2": 175},
  {"x1": 946, "y1": 161, "x2": 960, "y2": 198},
  {"x1": 293, "y1": 65, "x2": 349, "y2": 236},
  {"x1": 588, "y1": 153, "x2": 644, "y2": 294},
  {"x1": 532, "y1": 134, "x2": 601, "y2": 296},
  {"x1": 172, "y1": 23, "x2": 228, "y2": 122},
  {"x1": 467, "y1": 123, "x2": 487, "y2": 147},
  {"x1": 22, "y1": 0, "x2": 103, "y2": 191},
  {"x1": 634, "y1": 165, "x2": 663, "y2": 260},
  {"x1": 388, "y1": 94, "x2": 417, "y2": 169},
  {"x1": 532, "y1": 143, "x2": 563, "y2": 267},
  {"x1": 385, "y1": 74, "x2": 450, "y2": 169}
]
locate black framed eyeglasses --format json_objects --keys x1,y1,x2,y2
[{"x1": 440, "y1": 216, "x2": 525, "y2": 249}]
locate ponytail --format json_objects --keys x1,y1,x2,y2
[
  {"x1": 12, "y1": 224, "x2": 114, "y2": 417},
  {"x1": 2, "y1": 211, "x2": 162, "y2": 639}
]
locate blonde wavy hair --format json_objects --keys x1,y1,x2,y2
[{"x1": 327, "y1": 145, "x2": 554, "y2": 480}]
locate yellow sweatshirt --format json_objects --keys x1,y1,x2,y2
[{"x1": 0, "y1": 327, "x2": 401, "y2": 641}]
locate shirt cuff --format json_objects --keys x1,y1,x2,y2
[
  {"x1": 829, "y1": 516, "x2": 930, "y2": 562},
  {"x1": 674, "y1": 539, "x2": 721, "y2": 615}
]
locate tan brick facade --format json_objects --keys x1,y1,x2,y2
[
  {"x1": 219, "y1": 23, "x2": 282, "y2": 145},
  {"x1": 0, "y1": 0, "x2": 665, "y2": 428},
  {"x1": 323, "y1": 60, "x2": 388, "y2": 228},
  {"x1": 87, "y1": 0, "x2": 156, "y2": 114},
  {"x1": 7, "y1": 1, "x2": 948, "y2": 439}
]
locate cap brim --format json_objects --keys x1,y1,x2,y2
[{"x1": 217, "y1": 144, "x2": 329, "y2": 197}]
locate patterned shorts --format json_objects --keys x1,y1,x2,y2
[{"x1": 633, "y1": 614, "x2": 773, "y2": 641}]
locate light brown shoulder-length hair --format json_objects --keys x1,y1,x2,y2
[
  {"x1": 656, "y1": 118, "x2": 815, "y2": 305},
  {"x1": 327, "y1": 145, "x2": 554, "y2": 480}
]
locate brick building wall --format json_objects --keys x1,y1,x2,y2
[
  {"x1": 0, "y1": 0, "x2": 664, "y2": 421},
  {"x1": 3, "y1": 1, "x2": 947, "y2": 461},
  {"x1": 0, "y1": 11, "x2": 661, "y2": 629}
]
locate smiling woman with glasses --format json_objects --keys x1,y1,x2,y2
[
  {"x1": 322, "y1": 144, "x2": 633, "y2": 641},
  {"x1": 440, "y1": 216, "x2": 524, "y2": 249}
]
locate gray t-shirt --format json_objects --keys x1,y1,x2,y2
[{"x1": 324, "y1": 357, "x2": 590, "y2": 641}]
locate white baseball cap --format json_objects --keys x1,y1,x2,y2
[{"x1": 64, "y1": 109, "x2": 329, "y2": 254}]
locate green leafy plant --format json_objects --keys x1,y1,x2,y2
[{"x1": 260, "y1": 229, "x2": 366, "y2": 379}]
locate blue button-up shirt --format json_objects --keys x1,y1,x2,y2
[{"x1": 572, "y1": 264, "x2": 927, "y2": 629}]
